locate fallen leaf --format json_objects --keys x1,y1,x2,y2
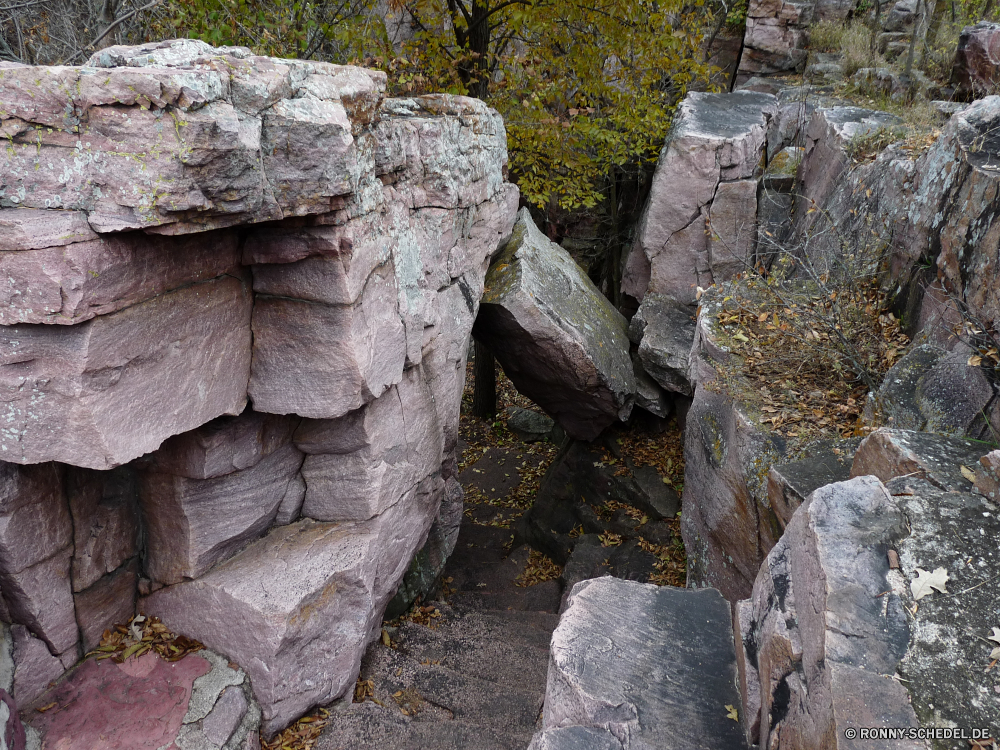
[
  {"x1": 733, "y1": 331, "x2": 749, "y2": 343},
  {"x1": 887, "y1": 550, "x2": 899, "y2": 569},
  {"x1": 725, "y1": 704, "x2": 739, "y2": 721},
  {"x1": 381, "y1": 629, "x2": 391, "y2": 647},
  {"x1": 910, "y1": 567, "x2": 949, "y2": 600},
  {"x1": 961, "y1": 465, "x2": 977, "y2": 482},
  {"x1": 989, "y1": 627, "x2": 1000, "y2": 660}
]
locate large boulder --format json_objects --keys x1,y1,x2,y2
[
  {"x1": 737, "y1": 0, "x2": 812, "y2": 81},
  {"x1": 628, "y1": 293, "x2": 697, "y2": 395},
  {"x1": 474, "y1": 209, "x2": 636, "y2": 441},
  {"x1": 530, "y1": 577, "x2": 747, "y2": 749},
  {"x1": 621, "y1": 91, "x2": 776, "y2": 307},
  {"x1": 950, "y1": 22, "x2": 1000, "y2": 101},
  {"x1": 736, "y1": 461, "x2": 1000, "y2": 748}
]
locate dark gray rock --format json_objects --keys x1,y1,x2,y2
[
  {"x1": 528, "y1": 726, "x2": 623, "y2": 750},
  {"x1": 537, "y1": 577, "x2": 747, "y2": 749},
  {"x1": 474, "y1": 209, "x2": 636, "y2": 441},
  {"x1": 630, "y1": 356, "x2": 672, "y2": 419},
  {"x1": 559, "y1": 535, "x2": 611, "y2": 611},
  {"x1": 506, "y1": 407, "x2": 557, "y2": 443},
  {"x1": 766, "y1": 439, "x2": 858, "y2": 530},
  {"x1": 629, "y1": 294, "x2": 696, "y2": 396}
]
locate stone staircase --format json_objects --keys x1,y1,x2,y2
[
  {"x1": 317, "y1": 519, "x2": 749, "y2": 750},
  {"x1": 316, "y1": 523, "x2": 560, "y2": 750}
]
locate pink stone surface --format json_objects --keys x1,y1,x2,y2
[
  {"x1": 10, "y1": 626, "x2": 64, "y2": 707},
  {"x1": 26, "y1": 652, "x2": 211, "y2": 750},
  {"x1": 0, "y1": 210, "x2": 97, "y2": 252},
  {"x1": 73, "y1": 561, "x2": 138, "y2": 653},
  {"x1": 0, "y1": 275, "x2": 252, "y2": 470},
  {"x1": 0, "y1": 230, "x2": 239, "y2": 325},
  {"x1": 65, "y1": 467, "x2": 139, "y2": 592},
  {"x1": 0, "y1": 463, "x2": 69, "y2": 575}
]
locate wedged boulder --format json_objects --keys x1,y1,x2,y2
[
  {"x1": 851, "y1": 428, "x2": 991, "y2": 491},
  {"x1": 24, "y1": 646, "x2": 261, "y2": 750},
  {"x1": 0, "y1": 229, "x2": 239, "y2": 326},
  {"x1": 737, "y1": 0, "x2": 812, "y2": 81},
  {"x1": 141, "y1": 441, "x2": 305, "y2": 585},
  {"x1": 737, "y1": 467, "x2": 1000, "y2": 748},
  {"x1": 622, "y1": 91, "x2": 776, "y2": 306},
  {"x1": 474, "y1": 209, "x2": 636, "y2": 441},
  {"x1": 0, "y1": 275, "x2": 252, "y2": 470},
  {"x1": 950, "y1": 22, "x2": 1000, "y2": 100},
  {"x1": 532, "y1": 577, "x2": 746, "y2": 749},
  {"x1": 142, "y1": 475, "x2": 444, "y2": 737},
  {"x1": 628, "y1": 293, "x2": 697, "y2": 395}
]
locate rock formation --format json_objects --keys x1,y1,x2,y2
[
  {"x1": 474, "y1": 208, "x2": 636, "y2": 440},
  {"x1": 0, "y1": 38, "x2": 517, "y2": 736}
]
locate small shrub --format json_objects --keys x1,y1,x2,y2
[
  {"x1": 840, "y1": 23, "x2": 880, "y2": 77},
  {"x1": 810, "y1": 20, "x2": 847, "y2": 52},
  {"x1": 846, "y1": 125, "x2": 907, "y2": 162}
]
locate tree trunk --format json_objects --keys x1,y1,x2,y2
[{"x1": 471, "y1": 338, "x2": 497, "y2": 419}]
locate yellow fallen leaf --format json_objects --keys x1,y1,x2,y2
[
  {"x1": 961, "y1": 465, "x2": 977, "y2": 482},
  {"x1": 726, "y1": 704, "x2": 739, "y2": 721},
  {"x1": 381, "y1": 629, "x2": 391, "y2": 647}
]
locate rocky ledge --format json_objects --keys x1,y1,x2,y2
[{"x1": 0, "y1": 38, "x2": 518, "y2": 738}]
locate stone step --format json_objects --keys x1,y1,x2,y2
[
  {"x1": 528, "y1": 576, "x2": 749, "y2": 750},
  {"x1": 317, "y1": 701, "x2": 535, "y2": 750}
]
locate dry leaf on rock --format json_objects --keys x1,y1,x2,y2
[
  {"x1": 725, "y1": 704, "x2": 739, "y2": 721},
  {"x1": 989, "y1": 627, "x2": 1000, "y2": 660},
  {"x1": 961, "y1": 465, "x2": 978, "y2": 482},
  {"x1": 910, "y1": 567, "x2": 950, "y2": 600}
]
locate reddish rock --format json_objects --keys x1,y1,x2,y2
[
  {"x1": 73, "y1": 561, "x2": 138, "y2": 653},
  {"x1": 0, "y1": 275, "x2": 252, "y2": 470},
  {"x1": 951, "y1": 22, "x2": 1000, "y2": 100},
  {"x1": 202, "y1": 685, "x2": 249, "y2": 746},
  {"x1": 249, "y1": 263, "x2": 405, "y2": 419},
  {"x1": 973, "y1": 449, "x2": 1000, "y2": 505},
  {"x1": 146, "y1": 409, "x2": 298, "y2": 480},
  {"x1": 26, "y1": 652, "x2": 212, "y2": 749},
  {"x1": 0, "y1": 463, "x2": 69, "y2": 576},
  {"x1": 298, "y1": 369, "x2": 441, "y2": 522},
  {"x1": 851, "y1": 428, "x2": 990, "y2": 491},
  {"x1": 142, "y1": 442, "x2": 305, "y2": 585},
  {"x1": 3, "y1": 551, "x2": 78, "y2": 657},
  {"x1": 143, "y1": 476, "x2": 443, "y2": 737},
  {"x1": 0, "y1": 209, "x2": 97, "y2": 252},
  {"x1": 0, "y1": 229, "x2": 239, "y2": 326},
  {"x1": 65, "y1": 467, "x2": 139, "y2": 592},
  {"x1": 622, "y1": 92, "x2": 775, "y2": 306},
  {"x1": 10, "y1": 625, "x2": 64, "y2": 706},
  {"x1": 737, "y1": 0, "x2": 811, "y2": 80}
]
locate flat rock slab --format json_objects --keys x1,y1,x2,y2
[
  {"x1": 23, "y1": 649, "x2": 260, "y2": 750},
  {"x1": 474, "y1": 209, "x2": 636, "y2": 441},
  {"x1": 537, "y1": 576, "x2": 747, "y2": 749}
]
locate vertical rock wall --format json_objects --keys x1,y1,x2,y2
[{"x1": 0, "y1": 39, "x2": 517, "y2": 736}]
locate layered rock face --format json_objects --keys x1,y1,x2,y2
[
  {"x1": 735, "y1": 436, "x2": 999, "y2": 749},
  {"x1": 0, "y1": 39, "x2": 517, "y2": 736}
]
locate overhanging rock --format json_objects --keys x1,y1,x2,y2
[
  {"x1": 474, "y1": 208, "x2": 636, "y2": 441},
  {"x1": 0, "y1": 39, "x2": 517, "y2": 738}
]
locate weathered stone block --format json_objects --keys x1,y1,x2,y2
[
  {"x1": 622, "y1": 92, "x2": 775, "y2": 306},
  {"x1": 0, "y1": 229, "x2": 239, "y2": 325},
  {"x1": 0, "y1": 463, "x2": 69, "y2": 576},
  {"x1": 73, "y1": 560, "x2": 137, "y2": 652},
  {"x1": 0, "y1": 275, "x2": 252, "y2": 469},
  {"x1": 474, "y1": 209, "x2": 636, "y2": 440},
  {"x1": 143, "y1": 476, "x2": 443, "y2": 737},
  {"x1": 249, "y1": 263, "x2": 405, "y2": 419},
  {"x1": 142, "y1": 442, "x2": 305, "y2": 585},
  {"x1": 851, "y1": 428, "x2": 990, "y2": 491},
  {"x1": 65, "y1": 466, "x2": 139, "y2": 592},
  {"x1": 629, "y1": 294, "x2": 697, "y2": 395}
]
